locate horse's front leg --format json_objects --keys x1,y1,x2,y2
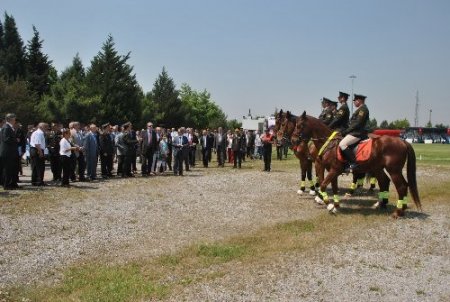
[
  {"x1": 314, "y1": 168, "x2": 339, "y2": 209},
  {"x1": 297, "y1": 158, "x2": 307, "y2": 194},
  {"x1": 326, "y1": 177, "x2": 340, "y2": 214}
]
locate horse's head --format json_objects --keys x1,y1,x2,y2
[
  {"x1": 291, "y1": 111, "x2": 311, "y2": 145},
  {"x1": 274, "y1": 109, "x2": 284, "y2": 134},
  {"x1": 276, "y1": 110, "x2": 297, "y2": 142}
]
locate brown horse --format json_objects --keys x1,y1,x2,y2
[
  {"x1": 292, "y1": 111, "x2": 421, "y2": 218},
  {"x1": 275, "y1": 110, "x2": 319, "y2": 195}
]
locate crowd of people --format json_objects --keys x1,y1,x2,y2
[{"x1": 0, "y1": 115, "x2": 285, "y2": 190}]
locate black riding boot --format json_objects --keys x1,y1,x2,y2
[{"x1": 342, "y1": 148, "x2": 358, "y2": 172}]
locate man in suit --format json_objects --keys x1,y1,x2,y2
[
  {"x1": 200, "y1": 129, "x2": 213, "y2": 167},
  {"x1": 0, "y1": 113, "x2": 19, "y2": 189},
  {"x1": 70, "y1": 121, "x2": 86, "y2": 181},
  {"x1": 172, "y1": 127, "x2": 188, "y2": 176},
  {"x1": 99, "y1": 123, "x2": 114, "y2": 178},
  {"x1": 141, "y1": 122, "x2": 157, "y2": 176},
  {"x1": 214, "y1": 127, "x2": 227, "y2": 167},
  {"x1": 84, "y1": 124, "x2": 99, "y2": 181},
  {"x1": 231, "y1": 128, "x2": 244, "y2": 168},
  {"x1": 122, "y1": 122, "x2": 139, "y2": 177}
]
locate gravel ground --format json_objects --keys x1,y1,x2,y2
[{"x1": 0, "y1": 160, "x2": 449, "y2": 301}]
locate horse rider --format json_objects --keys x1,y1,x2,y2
[
  {"x1": 328, "y1": 91, "x2": 350, "y2": 133},
  {"x1": 318, "y1": 97, "x2": 334, "y2": 126},
  {"x1": 339, "y1": 94, "x2": 370, "y2": 172}
]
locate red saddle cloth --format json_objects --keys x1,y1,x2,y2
[{"x1": 337, "y1": 139, "x2": 373, "y2": 163}]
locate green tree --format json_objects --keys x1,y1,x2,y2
[
  {"x1": 0, "y1": 78, "x2": 35, "y2": 124},
  {"x1": 435, "y1": 123, "x2": 449, "y2": 129},
  {"x1": 390, "y1": 118, "x2": 410, "y2": 129},
  {"x1": 367, "y1": 118, "x2": 378, "y2": 131},
  {"x1": 39, "y1": 54, "x2": 99, "y2": 124},
  {"x1": 0, "y1": 20, "x2": 5, "y2": 76},
  {"x1": 379, "y1": 120, "x2": 389, "y2": 129},
  {"x1": 26, "y1": 26, "x2": 53, "y2": 99},
  {"x1": 150, "y1": 67, "x2": 184, "y2": 127},
  {"x1": 180, "y1": 83, "x2": 227, "y2": 129},
  {"x1": 226, "y1": 119, "x2": 242, "y2": 131},
  {"x1": 1, "y1": 13, "x2": 26, "y2": 81},
  {"x1": 85, "y1": 35, "x2": 143, "y2": 124}
]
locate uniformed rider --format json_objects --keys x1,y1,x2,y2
[
  {"x1": 339, "y1": 94, "x2": 369, "y2": 172},
  {"x1": 318, "y1": 97, "x2": 334, "y2": 126},
  {"x1": 328, "y1": 91, "x2": 350, "y2": 133}
]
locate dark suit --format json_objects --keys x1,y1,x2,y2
[
  {"x1": 122, "y1": 131, "x2": 138, "y2": 176},
  {"x1": 231, "y1": 134, "x2": 244, "y2": 168},
  {"x1": 84, "y1": 132, "x2": 98, "y2": 180},
  {"x1": 0, "y1": 123, "x2": 19, "y2": 189},
  {"x1": 172, "y1": 135, "x2": 187, "y2": 175},
  {"x1": 99, "y1": 132, "x2": 114, "y2": 177},
  {"x1": 214, "y1": 133, "x2": 227, "y2": 166},
  {"x1": 200, "y1": 135, "x2": 213, "y2": 167},
  {"x1": 141, "y1": 129, "x2": 157, "y2": 175}
]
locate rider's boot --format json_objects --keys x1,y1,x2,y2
[{"x1": 342, "y1": 148, "x2": 358, "y2": 172}]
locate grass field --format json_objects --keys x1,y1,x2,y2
[{"x1": 412, "y1": 143, "x2": 450, "y2": 166}]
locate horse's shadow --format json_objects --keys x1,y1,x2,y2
[{"x1": 338, "y1": 199, "x2": 429, "y2": 220}]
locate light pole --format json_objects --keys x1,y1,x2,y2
[{"x1": 349, "y1": 75, "x2": 356, "y2": 115}]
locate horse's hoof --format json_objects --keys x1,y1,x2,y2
[
  {"x1": 392, "y1": 209, "x2": 405, "y2": 218},
  {"x1": 309, "y1": 190, "x2": 316, "y2": 196},
  {"x1": 315, "y1": 196, "x2": 325, "y2": 205},
  {"x1": 327, "y1": 203, "x2": 338, "y2": 214},
  {"x1": 372, "y1": 201, "x2": 380, "y2": 209},
  {"x1": 297, "y1": 189, "x2": 305, "y2": 195},
  {"x1": 344, "y1": 192, "x2": 352, "y2": 197}
]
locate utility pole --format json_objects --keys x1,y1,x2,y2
[
  {"x1": 428, "y1": 109, "x2": 432, "y2": 127},
  {"x1": 349, "y1": 75, "x2": 356, "y2": 114}
]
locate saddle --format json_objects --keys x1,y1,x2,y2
[{"x1": 337, "y1": 136, "x2": 374, "y2": 163}]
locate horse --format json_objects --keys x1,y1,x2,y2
[
  {"x1": 275, "y1": 110, "x2": 319, "y2": 195},
  {"x1": 292, "y1": 111, "x2": 421, "y2": 218}
]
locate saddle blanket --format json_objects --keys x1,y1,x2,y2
[{"x1": 337, "y1": 139, "x2": 373, "y2": 163}]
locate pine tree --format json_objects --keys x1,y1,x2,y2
[
  {"x1": 85, "y1": 35, "x2": 142, "y2": 124},
  {"x1": 0, "y1": 20, "x2": 5, "y2": 76},
  {"x1": 1, "y1": 13, "x2": 26, "y2": 81},
  {"x1": 151, "y1": 67, "x2": 184, "y2": 127},
  {"x1": 26, "y1": 25, "x2": 53, "y2": 98}
]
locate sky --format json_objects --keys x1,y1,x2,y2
[{"x1": 2, "y1": 0, "x2": 450, "y2": 126}]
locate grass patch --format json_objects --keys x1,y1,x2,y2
[
  {"x1": 196, "y1": 243, "x2": 247, "y2": 263},
  {"x1": 413, "y1": 144, "x2": 450, "y2": 166}
]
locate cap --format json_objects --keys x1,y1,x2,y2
[
  {"x1": 235, "y1": 128, "x2": 240, "y2": 132},
  {"x1": 339, "y1": 91, "x2": 349, "y2": 99},
  {"x1": 122, "y1": 122, "x2": 131, "y2": 128},
  {"x1": 5, "y1": 113, "x2": 16, "y2": 120},
  {"x1": 322, "y1": 97, "x2": 332, "y2": 104},
  {"x1": 331, "y1": 101, "x2": 338, "y2": 107},
  {"x1": 102, "y1": 122, "x2": 110, "y2": 129},
  {"x1": 353, "y1": 94, "x2": 367, "y2": 101}
]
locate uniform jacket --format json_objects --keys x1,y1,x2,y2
[
  {"x1": 344, "y1": 104, "x2": 369, "y2": 137},
  {"x1": 99, "y1": 132, "x2": 114, "y2": 155},
  {"x1": 122, "y1": 131, "x2": 138, "y2": 156},
  {"x1": 319, "y1": 107, "x2": 334, "y2": 126},
  {"x1": 328, "y1": 102, "x2": 350, "y2": 132}
]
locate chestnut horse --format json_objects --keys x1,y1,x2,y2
[
  {"x1": 292, "y1": 111, "x2": 421, "y2": 218},
  {"x1": 275, "y1": 110, "x2": 319, "y2": 195}
]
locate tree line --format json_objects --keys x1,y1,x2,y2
[{"x1": 0, "y1": 13, "x2": 241, "y2": 130}]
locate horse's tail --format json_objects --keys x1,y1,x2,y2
[{"x1": 406, "y1": 141, "x2": 421, "y2": 210}]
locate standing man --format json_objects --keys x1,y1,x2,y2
[
  {"x1": 70, "y1": 121, "x2": 86, "y2": 181},
  {"x1": 30, "y1": 122, "x2": 48, "y2": 186},
  {"x1": 214, "y1": 127, "x2": 227, "y2": 167},
  {"x1": 84, "y1": 124, "x2": 99, "y2": 181},
  {"x1": 329, "y1": 91, "x2": 350, "y2": 133},
  {"x1": 122, "y1": 122, "x2": 138, "y2": 177},
  {"x1": 99, "y1": 123, "x2": 114, "y2": 178},
  {"x1": 0, "y1": 113, "x2": 19, "y2": 189},
  {"x1": 172, "y1": 127, "x2": 187, "y2": 176},
  {"x1": 260, "y1": 128, "x2": 274, "y2": 172},
  {"x1": 141, "y1": 122, "x2": 157, "y2": 176},
  {"x1": 200, "y1": 129, "x2": 213, "y2": 168},
  {"x1": 48, "y1": 122, "x2": 62, "y2": 181},
  {"x1": 231, "y1": 128, "x2": 244, "y2": 169},
  {"x1": 339, "y1": 94, "x2": 370, "y2": 172}
]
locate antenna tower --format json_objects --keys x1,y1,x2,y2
[{"x1": 414, "y1": 90, "x2": 419, "y2": 127}]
